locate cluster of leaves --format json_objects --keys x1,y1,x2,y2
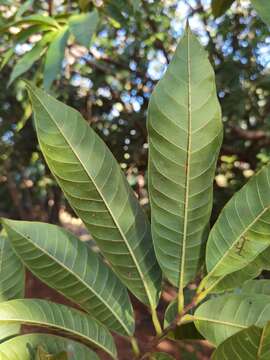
[
  {"x1": 1, "y1": 0, "x2": 270, "y2": 226},
  {"x1": 0, "y1": 0, "x2": 270, "y2": 357}
]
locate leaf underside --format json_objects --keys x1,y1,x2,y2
[
  {"x1": 148, "y1": 27, "x2": 223, "y2": 291},
  {"x1": 26, "y1": 83, "x2": 161, "y2": 309},
  {"x1": 212, "y1": 322, "x2": 270, "y2": 360},
  {"x1": 0, "y1": 299, "x2": 117, "y2": 358},
  {"x1": 204, "y1": 165, "x2": 270, "y2": 291},
  {"x1": 0, "y1": 233, "x2": 25, "y2": 341},
  {"x1": 194, "y1": 293, "x2": 270, "y2": 346},
  {"x1": 3, "y1": 218, "x2": 134, "y2": 336},
  {"x1": 0, "y1": 333, "x2": 99, "y2": 360}
]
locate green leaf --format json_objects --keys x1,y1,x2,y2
[
  {"x1": 240, "y1": 279, "x2": 270, "y2": 296},
  {"x1": 212, "y1": 247, "x2": 270, "y2": 293},
  {"x1": 0, "y1": 15, "x2": 60, "y2": 33},
  {"x1": 15, "y1": 0, "x2": 34, "y2": 19},
  {"x1": 8, "y1": 32, "x2": 55, "y2": 86},
  {"x1": 26, "y1": 83, "x2": 161, "y2": 309},
  {"x1": 2, "y1": 218, "x2": 134, "y2": 336},
  {"x1": 0, "y1": 232, "x2": 25, "y2": 341},
  {"x1": 194, "y1": 293, "x2": 270, "y2": 346},
  {"x1": 147, "y1": 27, "x2": 223, "y2": 303},
  {"x1": 0, "y1": 48, "x2": 13, "y2": 71},
  {"x1": 43, "y1": 26, "x2": 69, "y2": 90},
  {"x1": 0, "y1": 299, "x2": 116, "y2": 358},
  {"x1": 212, "y1": 322, "x2": 270, "y2": 360},
  {"x1": 0, "y1": 333, "x2": 99, "y2": 359},
  {"x1": 251, "y1": 0, "x2": 270, "y2": 27},
  {"x1": 201, "y1": 165, "x2": 270, "y2": 292},
  {"x1": 211, "y1": 0, "x2": 235, "y2": 17},
  {"x1": 68, "y1": 10, "x2": 99, "y2": 48}
]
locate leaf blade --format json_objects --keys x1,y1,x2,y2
[
  {"x1": 68, "y1": 10, "x2": 99, "y2": 48},
  {"x1": 203, "y1": 165, "x2": 270, "y2": 292},
  {"x1": 194, "y1": 293, "x2": 270, "y2": 346},
  {"x1": 148, "y1": 27, "x2": 222, "y2": 297},
  {"x1": 251, "y1": 0, "x2": 270, "y2": 27},
  {"x1": 0, "y1": 333, "x2": 99, "y2": 360},
  {"x1": 0, "y1": 299, "x2": 117, "y2": 358},
  {"x1": 43, "y1": 27, "x2": 69, "y2": 90},
  {"x1": 26, "y1": 83, "x2": 161, "y2": 309},
  {"x1": 2, "y1": 218, "x2": 135, "y2": 336}
]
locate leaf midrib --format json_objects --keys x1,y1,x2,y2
[
  {"x1": 0, "y1": 313, "x2": 115, "y2": 358},
  {"x1": 30, "y1": 89, "x2": 155, "y2": 309},
  {"x1": 7, "y1": 222, "x2": 130, "y2": 336},
  {"x1": 178, "y1": 29, "x2": 192, "y2": 295}
]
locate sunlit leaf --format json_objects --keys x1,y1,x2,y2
[
  {"x1": 251, "y1": 0, "x2": 270, "y2": 27},
  {"x1": 68, "y1": 10, "x2": 99, "y2": 48},
  {"x1": 43, "y1": 26, "x2": 69, "y2": 90}
]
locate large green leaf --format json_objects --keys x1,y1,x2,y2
[
  {"x1": 0, "y1": 232, "x2": 25, "y2": 341},
  {"x1": 68, "y1": 10, "x2": 99, "y2": 48},
  {"x1": 26, "y1": 83, "x2": 161, "y2": 309},
  {"x1": 2, "y1": 218, "x2": 134, "y2": 336},
  {"x1": 201, "y1": 165, "x2": 270, "y2": 293},
  {"x1": 0, "y1": 299, "x2": 116, "y2": 358},
  {"x1": 194, "y1": 293, "x2": 270, "y2": 346},
  {"x1": 147, "y1": 26, "x2": 222, "y2": 307},
  {"x1": 0, "y1": 333, "x2": 99, "y2": 360},
  {"x1": 43, "y1": 26, "x2": 69, "y2": 90},
  {"x1": 8, "y1": 32, "x2": 55, "y2": 86},
  {"x1": 0, "y1": 15, "x2": 59, "y2": 33},
  {"x1": 251, "y1": 0, "x2": 270, "y2": 27},
  {"x1": 212, "y1": 322, "x2": 270, "y2": 360},
  {"x1": 240, "y1": 279, "x2": 270, "y2": 296},
  {"x1": 211, "y1": 0, "x2": 235, "y2": 18},
  {"x1": 212, "y1": 246, "x2": 270, "y2": 293}
]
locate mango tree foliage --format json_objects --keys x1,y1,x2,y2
[{"x1": 148, "y1": 26, "x2": 223, "y2": 311}]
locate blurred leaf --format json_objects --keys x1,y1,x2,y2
[
  {"x1": 8, "y1": 32, "x2": 55, "y2": 86},
  {"x1": 43, "y1": 26, "x2": 69, "y2": 89},
  {"x1": 212, "y1": 322, "x2": 270, "y2": 359},
  {"x1": 36, "y1": 346, "x2": 68, "y2": 360},
  {"x1": 251, "y1": 0, "x2": 270, "y2": 26},
  {"x1": 0, "y1": 48, "x2": 13, "y2": 71},
  {"x1": 68, "y1": 10, "x2": 99, "y2": 48},
  {"x1": 150, "y1": 353, "x2": 174, "y2": 360},
  {"x1": 15, "y1": 0, "x2": 34, "y2": 19},
  {"x1": 0, "y1": 15, "x2": 60, "y2": 32},
  {"x1": 0, "y1": 333, "x2": 99, "y2": 360},
  {"x1": 78, "y1": 0, "x2": 91, "y2": 12},
  {"x1": 212, "y1": 0, "x2": 235, "y2": 17}
]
